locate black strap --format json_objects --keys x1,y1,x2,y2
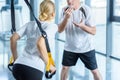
[
  {"x1": 24, "y1": 0, "x2": 51, "y2": 52},
  {"x1": 24, "y1": 0, "x2": 44, "y2": 33},
  {"x1": 8, "y1": 63, "x2": 14, "y2": 71},
  {"x1": 79, "y1": 7, "x2": 86, "y2": 18},
  {"x1": 8, "y1": 0, "x2": 15, "y2": 72},
  {"x1": 11, "y1": 0, "x2": 16, "y2": 33}
]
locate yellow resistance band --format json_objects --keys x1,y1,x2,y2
[
  {"x1": 46, "y1": 52, "x2": 55, "y2": 71},
  {"x1": 9, "y1": 56, "x2": 14, "y2": 64}
]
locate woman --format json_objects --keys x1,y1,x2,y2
[{"x1": 10, "y1": 0, "x2": 57, "y2": 80}]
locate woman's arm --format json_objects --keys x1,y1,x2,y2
[
  {"x1": 10, "y1": 33, "x2": 20, "y2": 61},
  {"x1": 37, "y1": 37, "x2": 48, "y2": 65},
  {"x1": 37, "y1": 37, "x2": 56, "y2": 73}
]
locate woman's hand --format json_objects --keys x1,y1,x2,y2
[{"x1": 50, "y1": 65, "x2": 56, "y2": 74}]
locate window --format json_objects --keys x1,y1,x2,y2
[
  {"x1": 91, "y1": 0, "x2": 107, "y2": 53},
  {"x1": 114, "y1": 0, "x2": 120, "y2": 16},
  {"x1": 111, "y1": 59, "x2": 120, "y2": 80},
  {"x1": 112, "y1": 22, "x2": 120, "y2": 58},
  {"x1": 91, "y1": 0, "x2": 106, "y2": 8},
  {"x1": 19, "y1": 0, "x2": 30, "y2": 25},
  {"x1": 0, "y1": 0, "x2": 5, "y2": 32}
]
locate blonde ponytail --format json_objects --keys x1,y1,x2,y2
[
  {"x1": 39, "y1": 0, "x2": 55, "y2": 21},
  {"x1": 39, "y1": 12, "x2": 48, "y2": 21}
]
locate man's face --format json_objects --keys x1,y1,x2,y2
[{"x1": 67, "y1": 0, "x2": 80, "y2": 7}]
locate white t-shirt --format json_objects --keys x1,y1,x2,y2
[
  {"x1": 14, "y1": 21, "x2": 58, "y2": 72},
  {"x1": 59, "y1": 5, "x2": 95, "y2": 53}
]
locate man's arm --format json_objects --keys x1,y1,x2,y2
[
  {"x1": 80, "y1": 25, "x2": 96, "y2": 35},
  {"x1": 10, "y1": 33, "x2": 20, "y2": 61},
  {"x1": 73, "y1": 20, "x2": 96, "y2": 35},
  {"x1": 58, "y1": 18, "x2": 69, "y2": 33}
]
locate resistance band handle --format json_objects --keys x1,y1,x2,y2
[
  {"x1": 45, "y1": 52, "x2": 56, "y2": 79},
  {"x1": 45, "y1": 70, "x2": 56, "y2": 79},
  {"x1": 8, "y1": 63, "x2": 14, "y2": 72},
  {"x1": 8, "y1": 56, "x2": 14, "y2": 72}
]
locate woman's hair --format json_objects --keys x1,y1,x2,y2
[{"x1": 39, "y1": 0, "x2": 55, "y2": 21}]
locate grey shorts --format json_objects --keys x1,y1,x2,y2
[{"x1": 62, "y1": 50, "x2": 98, "y2": 70}]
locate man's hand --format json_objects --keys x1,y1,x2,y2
[
  {"x1": 73, "y1": 19, "x2": 96, "y2": 35},
  {"x1": 58, "y1": 6, "x2": 74, "y2": 33},
  {"x1": 73, "y1": 19, "x2": 85, "y2": 28},
  {"x1": 64, "y1": 7, "x2": 73, "y2": 20}
]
